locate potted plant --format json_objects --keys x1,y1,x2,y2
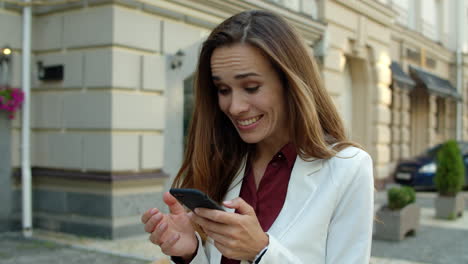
[
  {"x1": 434, "y1": 140, "x2": 465, "y2": 220},
  {"x1": 0, "y1": 86, "x2": 24, "y2": 119},
  {"x1": 374, "y1": 186, "x2": 420, "y2": 241}
]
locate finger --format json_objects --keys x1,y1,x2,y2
[
  {"x1": 149, "y1": 222, "x2": 169, "y2": 245},
  {"x1": 144, "y1": 213, "x2": 163, "y2": 233},
  {"x1": 205, "y1": 230, "x2": 232, "y2": 248},
  {"x1": 160, "y1": 233, "x2": 181, "y2": 253},
  {"x1": 151, "y1": 223, "x2": 168, "y2": 245},
  {"x1": 194, "y1": 208, "x2": 238, "y2": 225},
  {"x1": 163, "y1": 192, "x2": 186, "y2": 215},
  {"x1": 141, "y1": 208, "x2": 159, "y2": 224},
  {"x1": 223, "y1": 198, "x2": 255, "y2": 216},
  {"x1": 190, "y1": 212, "x2": 230, "y2": 235}
]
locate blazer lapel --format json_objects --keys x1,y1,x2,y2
[
  {"x1": 268, "y1": 156, "x2": 323, "y2": 239},
  {"x1": 223, "y1": 159, "x2": 247, "y2": 212},
  {"x1": 208, "y1": 156, "x2": 322, "y2": 262}
]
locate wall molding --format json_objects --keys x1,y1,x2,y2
[{"x1": 13, "y1": 167, "x2": 169, "y2": 182}]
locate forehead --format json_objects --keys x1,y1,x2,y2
[{"x1": 210, "y1": 44, "x2": 271, "y2": 77}]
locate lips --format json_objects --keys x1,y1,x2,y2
[{"x1": 236, "y1": 115, "x2": 263, "y2": 127}]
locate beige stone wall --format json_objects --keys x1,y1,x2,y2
[
  {"x1": 7, "y1": 3, "x2": 214, "y2": 174},
  {"x1": 4, "y1": 0, "x2": 462, "y2": 187},
  {"x1": 390, "y1": 19, "x2": 458, "y2": 161},
  {"x1": 6, "y1": 0, "x2": 324, "y2": 176},
  {"x1": 324, "y1": 0, "x2": 393, "y2": 180}
]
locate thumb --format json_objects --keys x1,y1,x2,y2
[
  {"x1": 223, "y1": 197, "x2": 255, "y2": 216},
  {"x1": 163, "y1": 191, "x2": 186, "y2": 215}
]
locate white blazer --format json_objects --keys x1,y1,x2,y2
[{"x1": 185, "y1": 146, "x2": 374, "y2": 264}]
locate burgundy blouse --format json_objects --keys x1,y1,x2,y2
[{"x1": 221, "y1": 143, "x2": 296, "y2": 264}]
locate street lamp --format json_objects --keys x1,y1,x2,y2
[
  {"x1": 0, "y1": 46, "x2": 12, "y2": 85},
  {"x1": 0, "y1": 46, "x2": 12, "y2": 62}
]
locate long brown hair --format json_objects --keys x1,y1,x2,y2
[{"x1": 172, "y1": 10, "x2": 358, "y2": 203}]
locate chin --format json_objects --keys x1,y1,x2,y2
[{"x1": 238, "y1": 134, "x2": 264, "y2": 144}]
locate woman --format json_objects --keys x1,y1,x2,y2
[{"x1": 141, "y1": 10, "x2": 374, "y2": 264}]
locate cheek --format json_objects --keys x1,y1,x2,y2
[{"x1": 218, "y1": 96, "x2": 229, "y2": 114}]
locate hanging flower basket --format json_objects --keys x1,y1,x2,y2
[{"x1": 0, "y1": 86, "x2": 24, "y2": 120}]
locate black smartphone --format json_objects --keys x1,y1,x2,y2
[{"x1": 169, "y1": 188, "x2": 225, "y2": 211}]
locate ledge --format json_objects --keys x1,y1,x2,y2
[{"x1": 13, "y1": 167, "x2": 169, "y2": 182}]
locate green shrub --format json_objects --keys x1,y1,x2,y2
[
  {"x1": 434, "y1": 140, "x2": 465, "y2": 196},
  {"x1": 388, "y1": 186, "x2": 416, "y2": 210}
]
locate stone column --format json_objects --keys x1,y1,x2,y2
[
  {"x1": 371, "y1": 55, "x2": 392, "y2": 182},
  {"x1": 391, "y1": 87, "x2": 402, "y2": 163},
  {"x1": 446, "y1": 98, "x2": 456, "y2": 140},
  {"x1": 0, "y1": 112, "x2": 12, "y2": 231},
  {"x1": 400, "y1": 89, "x2": 411, "y2": 159},
  {"x1": 428, "y1": 95, "x2": 437, "y2": 146}
]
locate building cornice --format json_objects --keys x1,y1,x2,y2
[
  {"x1": 19, "y1": 0, "x2": 325, "y2": 45},
  {"x1": 173, "y1": 0, "x2": 326, "y2": 44},
  {"x1": 332, "y1": 0, "x2": 397, "y2": 27},
  {"x1": 391, "y1": 24, "x2": 454, "y2": 63}
]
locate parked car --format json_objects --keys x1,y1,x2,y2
[{"x1": 394, "y1": 141, "x2": 468, "y2": 189}]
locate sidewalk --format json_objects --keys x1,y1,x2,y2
[
  {"x1": 2, "y1": 191, "x2": 467, "y2": 264},
  {"x1": 372, "y1": 190, "x2": 468, "y2": 264},
  {"x1": 0, "y1": 230, "x2": 171, "y2": 264},
  {"x1": 0, "y1": 232, "x2": 158, "y2": 264}
]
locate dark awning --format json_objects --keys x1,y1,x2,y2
[
  {"x1": 390, "y1": 62, "x2": 415, "y2": 90},
  {"x1": 409, "y1": 66, "x2": 461, "y2": 100}
]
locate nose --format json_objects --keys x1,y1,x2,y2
[{"x1": 228, "y1": 91, "x2": 249, "y2": 116}]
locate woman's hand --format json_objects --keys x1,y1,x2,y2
[
  {"x1": 141, "y1": 192, "x2": 198, "y2": 260},
  {"x1": 189, "y1": 197, "x2": 269, "y2": 261}
]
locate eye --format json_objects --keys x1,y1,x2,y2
[
  {"x1": 217, "y1": 87, "x2": 230, "y2": 95},
  {"x1": 245, "y1": 85, "x2": 260, "y2": 93}
]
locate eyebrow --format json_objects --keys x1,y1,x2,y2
[{"x1": 212, "y1": 72, "x2": 261, "y2": 81}]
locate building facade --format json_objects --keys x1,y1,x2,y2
[{"x1": 0, "y1": 0, "x2": 467, "y2": 238}]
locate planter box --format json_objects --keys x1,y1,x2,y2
[
  {"x1": 435, "y1": 193, "x2": 465, "y2": 219},
  {"x1": 374, "y1": 203, "x2": 420, "y2": 241}
]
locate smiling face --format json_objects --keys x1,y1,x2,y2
[{"x1": 211, "y1": 43, "x2": 289, "y2": 147}]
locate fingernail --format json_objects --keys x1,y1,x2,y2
[
  {"x1": 223, "y1": 200, "x2": 232, "y2": 205},
  {"x1": 194, "y1": 208, "x2": 200, "y2": 214},
  {"x1": 187, "y1": 212, "x2": 193, "y2": 218},
  {"x1": 170, "y1": 233, "x2": 179, "y2": 243},
  {"x1": 159, "y1": 222, "x2": 167, "y2": 231},
  {"x1": 150, "y1": 208, "x2": 158, "y2": 214},
  {"x1": 154, "y1": 213, "x2": 162, "y2": 221}
]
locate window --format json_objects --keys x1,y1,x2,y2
[
  {"x1": 391, "y1": 0, "x2": 410, "y2": 27},
  {"x1": 421, "y1": 0, "x2": 438, "y2": 40}
]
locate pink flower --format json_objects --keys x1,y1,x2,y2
[{"x1": 0, "y1": 86, "x2": 24, "y2": 119}]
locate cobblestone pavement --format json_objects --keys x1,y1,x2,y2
[
  {"x1": 0, "y1": 233, "x2": 152, "y2": 264},
  {"x1": 371, "y1": 191, "x2": 468, "y2": 264},
  {"x1": 2, "y1": 191, "x2": 467, "y2": 264}
]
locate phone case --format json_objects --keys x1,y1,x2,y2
[{"x1": 169, "y1": 188, "x2": 225, "y2": 211}]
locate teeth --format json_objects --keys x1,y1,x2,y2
[{"x1": 238, "y1": 116, "x2": 260, "y2": 126}]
